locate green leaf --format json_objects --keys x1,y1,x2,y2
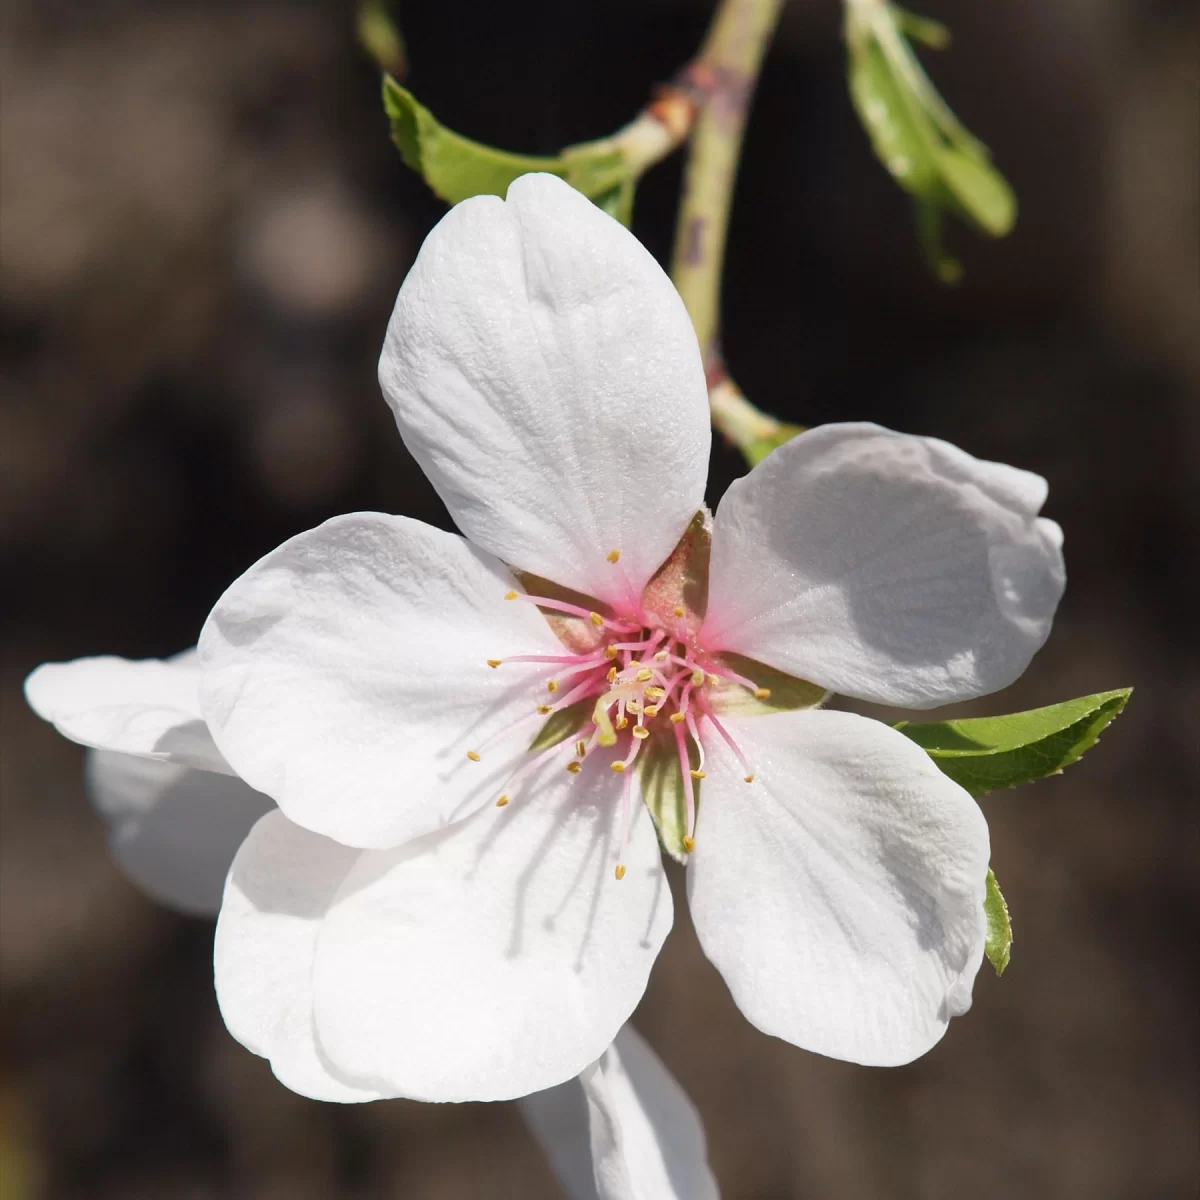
[
  {"x1": 381, "y1": 76, "x2": 639, "y2": 225},
  {"x1": 914, "y1": 199, "x2": 962, "y2": 284},
  {"x1": 892, "y1": 6, "x2": 951, "y2": 49},
  {"x1": 895, "y1": 688, "x2": 1132, "y2": 797},
  {"x1": 933, "y1": 141, "x2": 1016, "y2": 237},
  {"x1": 984, "y1": 867, "x2": 1012, "y2": 975},
  {"x1": 357, "y1": 0, "x2": 407, "y2": 77},
  {"x1": 637, "y1": 732, "x2": 696, "y2": 863},
  {"x1": 844, "y1": 2, "x2": 1017, "y2": 279},
  {"x1": 847, "y1": 37, "x2": 941, "y2": 197},
  {"x1": 383, "y1": 76, "x2": 564, "y2": 205},
  {"x1": 528, "y1": 699, "x2": 593, "y2": 754}
]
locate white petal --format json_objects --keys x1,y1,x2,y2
[
  {"x1": 25, "y1": 652, "x2": 231, "y2": 773},
  {"x1": 198, "y1": 513, "x2": 568, "y2": 850},
  {"x1": 519, "y1": 1025, "x2": 719, "y2": 1200},
  {"x1": 86, "y1": 750, "x2": 274, "y2": 917},
  {"x1": 703, "y1": 423, "x2": 1066, "y2": 707},
  {"x1": 378, "y1": 172, "x2": 710, "y2": 608},
  {"x1": 687, "y1": 709, "x2": 989, "y2": 1066},
  {"x1": 215, "y1": 811, "x2": 385, "y2": 1102},
  {"x1": 311, "y1": 753, "x2": 672, "y2": 1101}
]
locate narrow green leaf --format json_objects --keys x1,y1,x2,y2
[
  {"x1": 896, "y1": 688, "x2": 1132, "y2": 797},
  {"x1": 637, "y1": 732, "x2": 696, "y2": 863},
  {"x1": 933, "y1": 141, "x2": 1016, "y2": 236},
  {"x1": 357, "y1": 0, "x2": 407, "y2": 77},
  {"x1": 383, "y1": 76, "x2": 564, "y2": 205},
  {"x1": 914, "y1": 198, "x2": 962, "y2": 283},
  {"x1": 528, "y1": 699, "x2": 592, "y2": 753},
  {"x1": 892, "y1": 6, "x2": 950, "y2": 49},
  {"x1": 984, "y1": 867, "x2": 1012, "y2": 975},
  {"x1": 845, "y1": 3, "x2": 1017, "y2": 280},
  {"x1": 847, "y1": 38, "x2": 940, "y2": 197}
]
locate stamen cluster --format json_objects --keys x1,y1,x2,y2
[{"x1": 470, "y1": 583, "x2": 768, "y2": 877}]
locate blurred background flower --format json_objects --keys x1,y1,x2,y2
[{"x1": 1, "y1": 0, "x2": 1196, "y2": 1196}]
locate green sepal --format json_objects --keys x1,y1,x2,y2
[
  {"x1": 528, "y1": 698, "x2": 593, "y2": 753},
  {"x1": 381, "y1": 77, "x2": 638, "y2": 224},
  {"x1": 637, "y1": 731, "x2": 697, "y2": 863},
  {"x1": 983, "y1": 867, "x2": 1012, "y2": 975},
  {"x1": 845, "y1": 2, "x2": 1016, "y2": 280},
  {"x1": 710, "y1": 653, "x2": 827, "y2": 716},
  {"x1": 895, "y1": 688, "x2": 1132, "y2": 797}
]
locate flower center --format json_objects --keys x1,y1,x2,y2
[{"x1": 471, "y1": 578, "x2": 766, "y2": 878}]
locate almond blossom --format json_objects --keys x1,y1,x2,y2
[{"x1": 189, "y1": 173, "x2": 1064, "y2": 1103}]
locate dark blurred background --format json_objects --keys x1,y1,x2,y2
[{"x1": 1, "y1": 0, "x2": 1197, "y2": 1196}]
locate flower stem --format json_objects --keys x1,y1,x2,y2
[
  {"x1": 671, "y1": 0, "x2": 783, "y2": 359},
  {"x1": 668, "y1": 0, "x2": 795, "y2": 463}
]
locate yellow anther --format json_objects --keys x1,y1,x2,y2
[
  {"x1": 672, "y1": 605, "x2": 685, "y2": 618},
  {"x1": 670, "y1": 712, "x2": 687, "y2": 724},
  {"x1": 644, "y1": 686, "x2": 665, "y2": 699},
  {"x1": 606, "y1": 666, "x2": 618, "y2": 682},
  {"x1": 614, "y1": 863, "x2": 627, "y2": 880},
  {"x1": 496, "y1": 795, "x2": 510, "y2": 807},
  {"x1": 690, "y1": 769, "x2": 706, "y2": 780},
  {"x1": 617, "y1": 716, "x2": 629, "y2": 730},
  {"x1": 604, "y1": 645, "x2": 619, "y2": 659},
  {"x1": 627, "y1": 700, "x2": 641, "y2": 714},
  {"x1": 708, "y1": 674, "x2": 719, "y2": 687},
  {"x1": 632, "y1": 726, "x2": 650, "y2": 740},
  {"x1": 744, "y1": 774, "x2": 755, "y2": 784},
  {"x1": 683, "y1": 836, "x2": 695, "y2": 853},
  {"x1": 636, "y1": 668, "x2": 653, "y2": 682},
  {"x1": 610, "y1": 761, "x2": 627, "y2": 773},
  {"x1": 504, "y1": 590, "x2": 518, "y2": 600},
  {"x1": 754, "y1": 687, "x2": 771, "y2": 700},
  {"x1": 487, "y1": 658, "x2": 502, "y2": 668},
  {"x1": 653, "y1": 650, "x2": 669, "y2": 662},
  {"x1": 607, "y1": 549, "x2": 621, "y2": 563},
  {"x1": 547, "y1": 680, "x2": 559, "y2": 693},
  {"x1": 589, "y1": 611, "x2": 604, "y2": 627},
  {"x1": 466, "y1": 750, "x2": 481, "y2": 762},
  {"x1": 690, "y1": 668, "x2": 705, "y2": 686},
  {"x1": 566, "y1": 761, "x2": 582, "y2": 774},
  {"x1": 574, "y1": 740, "x2": 587, "y2": 758},
  {"x1": 537, "y1": 704, "x2": 552, "y2": 714},
  {"x1": 644, "y1": 705, "x2": 659, "y2": 718}
]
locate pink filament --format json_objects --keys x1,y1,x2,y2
[
  {"x1": 696, "y1": 696, "x2": 755, "y2": 780},
  {"x1": 496, "y1": 651, "x2": 609, "y2": 668},
  {"x1": 674, "y1": 720, "x2": 697, "y2": 841},
  {"x1": 513, "y1": 592, "x2": 639, "y2": 633}
]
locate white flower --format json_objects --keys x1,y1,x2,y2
[
  {"x1": 25, "y1": 648, "x2": 716, "y2": 1198},
  {"x1": 191, "y1": 174, "x2": 1058, "y2": 1101}
]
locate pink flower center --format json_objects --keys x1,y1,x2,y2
[{"x1": 472, "y1": 576, "x2": 765, "y2": 879}]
